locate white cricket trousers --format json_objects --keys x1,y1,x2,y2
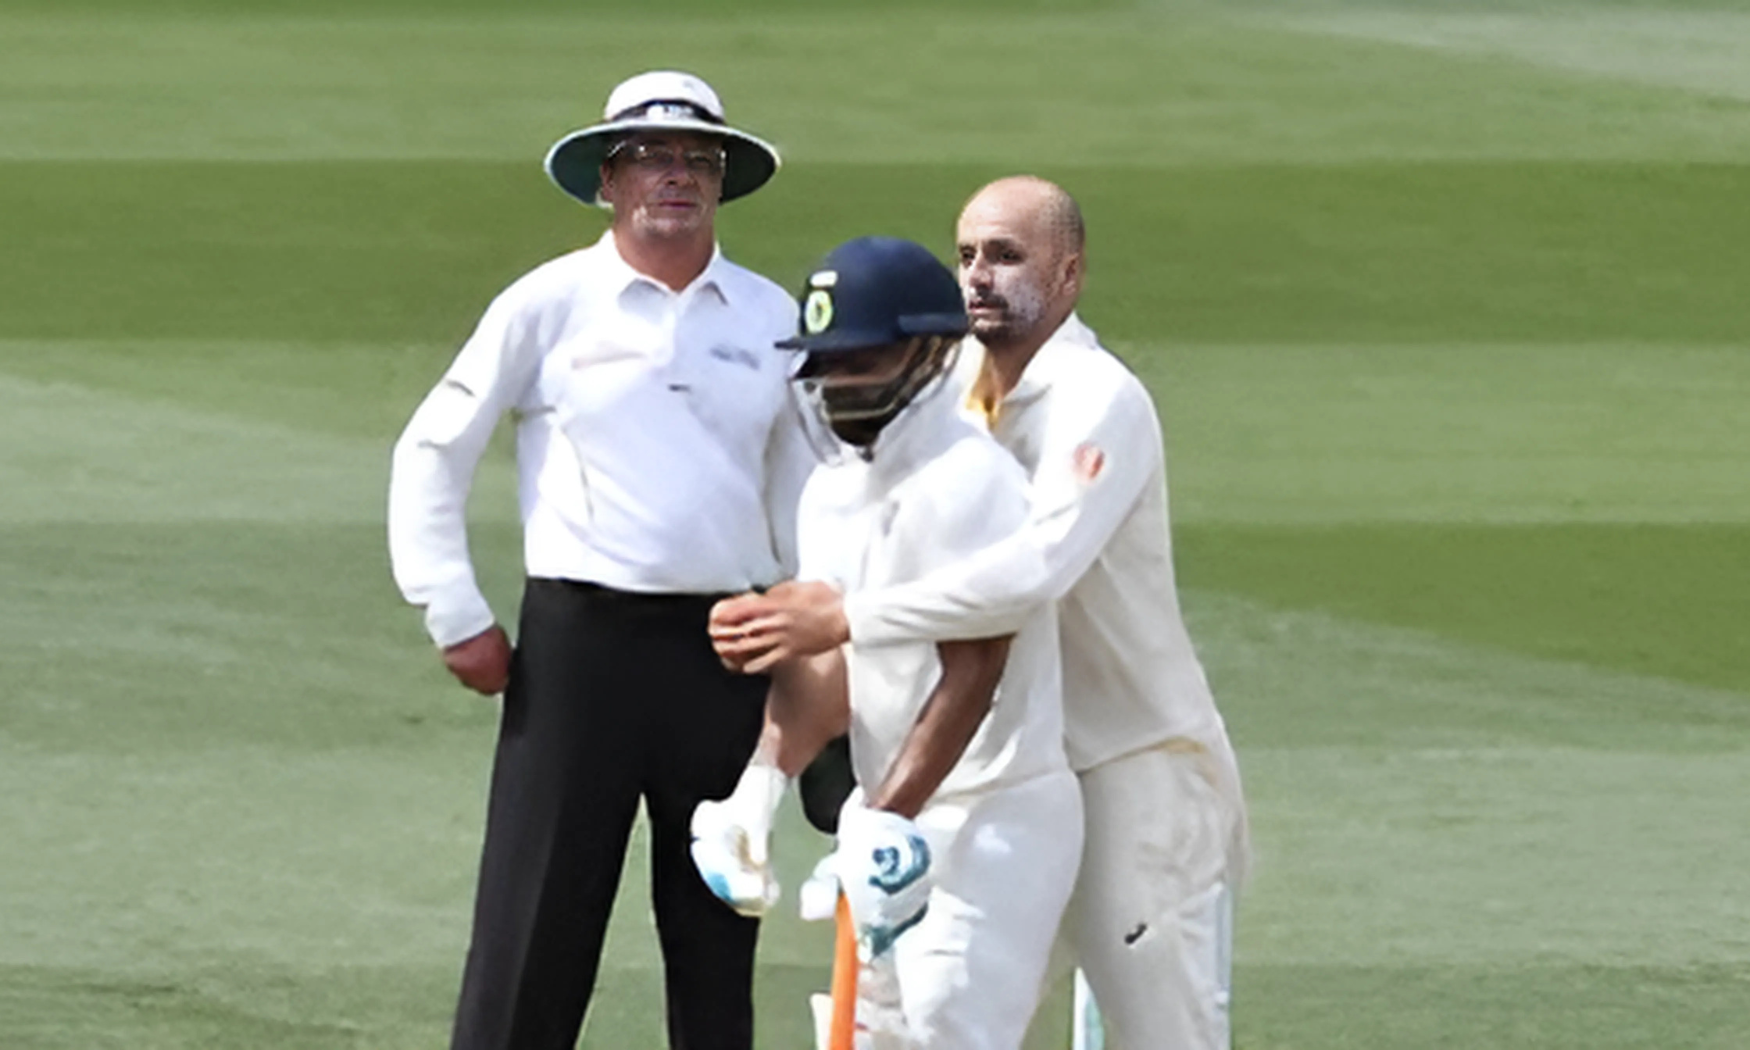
[
  {"x1": 1062, "y1": 738, "x2": 1248, "y2": 1050},
  {"x1": 880, "y1": 768, "x2": 1084, "y2": 1050}
]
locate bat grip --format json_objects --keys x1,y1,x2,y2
[{"x1": 828, "y1": 893, "x2": 858, "y2": 1050}]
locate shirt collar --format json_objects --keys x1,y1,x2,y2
[
  {"x1": 594, "y1": 230, "x2": 732, "y2": 306},
  {"x1": 960, "y1": 312, "x2": 1099, "y2": 424},
  {"x1": 1009, "y1": 312, "x2": 1097, "y2": 404}
]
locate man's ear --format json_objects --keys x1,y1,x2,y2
[
  {"x1": 598, "y1": 164, "x2": 616, "y2": 205},
  {"x1": 1059, "y1": 250, "x2": 1086, "y2": 301}
]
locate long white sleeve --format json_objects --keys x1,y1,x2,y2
[
  {"x1": 387, "y1": 291, "x2": 536, "y2": 648},
  {"x1": 761, "y1": 387, "x2": 819, "y2": 580},
  {"x1": 844, "y1": 378, "x2": 1159, "y2": 646}
]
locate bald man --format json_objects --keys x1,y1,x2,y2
[{"x1": 709, "y1": 177, "x2": 1250, "y2": 1050}]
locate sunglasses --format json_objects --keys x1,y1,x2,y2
[{"x1": 608, "y1": 140, "x2": 727, "y2": 178}]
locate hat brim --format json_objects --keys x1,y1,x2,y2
[{"x1": 544, "y1": 117, "x2": 779, "y2": 207}]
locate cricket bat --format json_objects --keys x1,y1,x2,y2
[
  {"x1": 808, "y1": 893, "x2": 859, "y2": 1050},
  {"x1": 829, "y1": 893, "x2": 859, "y2": 1049}
]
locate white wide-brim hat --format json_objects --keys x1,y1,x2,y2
[{"x1": 544, "y1": 70, "x2": 780, "y2": 207}]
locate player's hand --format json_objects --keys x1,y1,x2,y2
[
  {"x1": 709, "y1": 580, "x2": 851, "y2": 674},
  {"x1": 833, "y1": 797, "x2": 932, "y2": 962},
  {"x1": 708, "y1": 591, "x2": 766, "y2": 672},
  {"x1": 441, "y1": 625, "x2": 512, "y2": 696},
  {"x1": 690, "y1": 796, "x2": 781, "y2": 918}
]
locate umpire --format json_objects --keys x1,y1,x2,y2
[{"x1": 387, "y1": 71, "x2": 809, "y2": 1050}]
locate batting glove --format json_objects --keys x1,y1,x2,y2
[
  {"x1": 834, "y1": 796, "x2": 933, "y2": 962},
  {"x1": 690, "y1": 797, "x2": 780, "y2": 918}
]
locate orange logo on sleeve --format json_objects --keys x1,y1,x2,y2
[{"x1": 1072, "y1": 442, "x2": 1106, "y2": 483}]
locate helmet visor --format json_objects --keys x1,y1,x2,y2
[{"x1": 794, "y1": 337, "x2": 959, "y2": 447}]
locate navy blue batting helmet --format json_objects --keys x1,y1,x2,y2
[{"x1": 777, "y1": 236, "x2": 968, "y2": 354}]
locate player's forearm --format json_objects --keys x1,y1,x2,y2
[
  {"x1": 848, "y1": 430, "x2": 1152, "y2": 648},
  {"x1": 844, "y1": 536, "x2": 1046, "y2": 646},
  {"x1": 849, "y1": 386, "x2": 1161, "y2": 649},
  {"x1": 866, "y1": 637, "x2": 1011, "y2": 818},
  {"x1": 842, "y1": 497, "x2": 1113, "y2": 645}
]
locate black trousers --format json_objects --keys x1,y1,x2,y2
[{"x1": 450, "y1": 578, "x2": 769, "y2": 1050}]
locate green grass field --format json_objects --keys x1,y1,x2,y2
[{"x1": 3, "y1": 0, "x2": 1748, "y2": 1047}]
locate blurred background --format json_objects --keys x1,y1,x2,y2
[{"x1": 2, "y1": 0, "x2": 1747, "y2": 1046}]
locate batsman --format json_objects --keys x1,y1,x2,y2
[
  {"x1": 709, "y1": 178, "x2": 1251, "y2": 1050},
  {"x1": 697, "y1": 235, "x2": 1084, "y2": 1048}
]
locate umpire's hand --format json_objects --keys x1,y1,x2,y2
[{"x1": 443, "y1": 625, "x2": 512, "y2": 696}]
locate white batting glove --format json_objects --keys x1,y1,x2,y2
[
  {"x1": 834, "y1": 796, "x2": 933, "y2": 962},
  {"x1": 690, "y1": 796, "x2": 780, "y2": 918}
]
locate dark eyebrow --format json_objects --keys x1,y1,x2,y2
[{"x1": 963, "y1": 237, "x2": 1024, "y2": 254}]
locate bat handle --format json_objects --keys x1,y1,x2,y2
[{"x1": 828, "y1": 893, "x2": 859, "y2": 1050}]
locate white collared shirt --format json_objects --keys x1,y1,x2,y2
[
  {"x1": 843, "y1": 314, "x2": 1235, "y2": 773},
  {"x1": 798, "y1": 383, "x2": 1069, "y2": 801},
  {"x1": 389, "y1": 232, "x2": 808, "y2": 647}
]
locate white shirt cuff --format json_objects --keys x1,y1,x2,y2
[
  {"x1": 843, "y1": 590, "x2": 897, "y2": 647},
  {"x1": 423, "y1": 592, "x2": 498, "y2": 650}
]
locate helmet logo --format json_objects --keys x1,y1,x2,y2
[{"x1": 804, "y1": 289, "x2": 834, "y2": 334}]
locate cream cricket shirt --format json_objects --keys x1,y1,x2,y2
[
  {"x1": 797, "y1": 385, "x2": 1070, "y2": 800},
  {"x1": 388, "y1": 232, "x2": 806, "y2": 648},
  {"x1": 843, "y1": 315, "x2": 1232, "y2": 773}
]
